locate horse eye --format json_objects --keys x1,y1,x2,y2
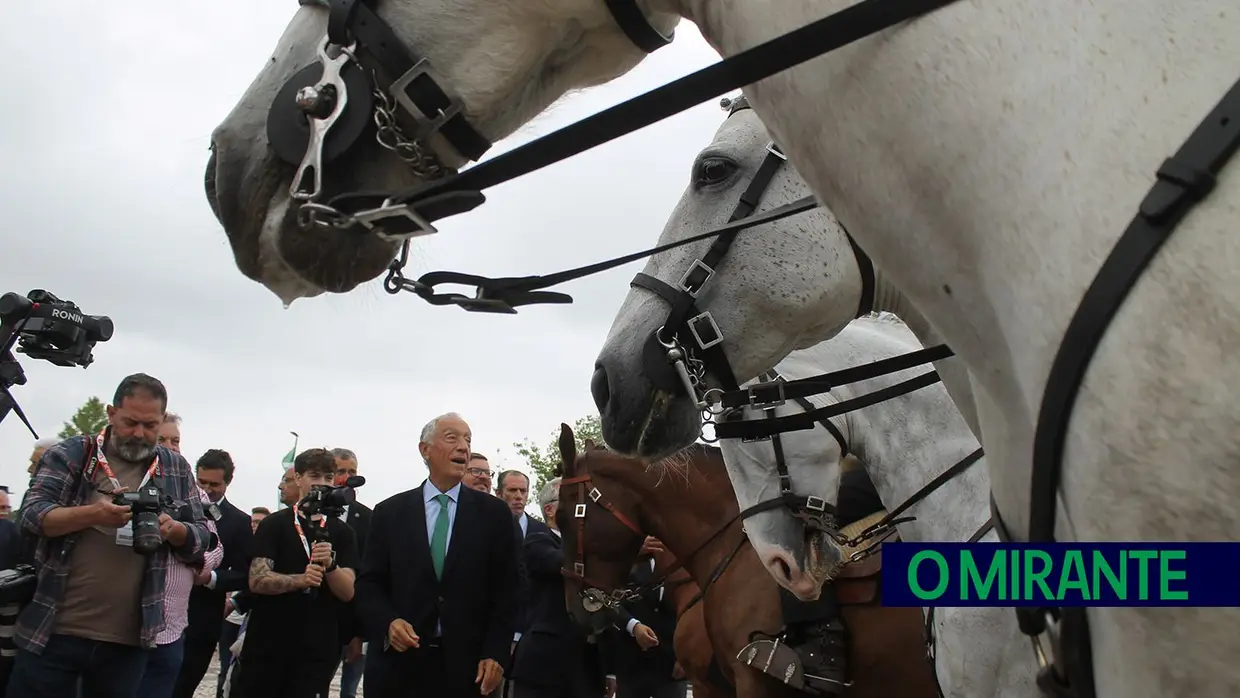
[{"x1": 693, "y1": 157, "x2": 737, "y2": 187}]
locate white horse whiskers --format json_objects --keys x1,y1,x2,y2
[
  {"x1": 213, "y1": 1, "x2": 1240, "y2": 694},
  {"x1": 724, "y1": 317, "x2": 1035, "y2": 697}
]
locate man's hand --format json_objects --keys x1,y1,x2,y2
[
  {"x1": 194, "y1": 568, "x2": 213, "y2": 587},
  {"x1": 223, "y1": 596, "x2": 235, "y2": 617},
  {"x1": 634, "y1": 623, "x2": 659, "y2": 650},
  {"x1": 476, "y1": 658, "x2": 503, "y2": 695},
  {"x1": 672, "y1": 661, "x2": 685, "y2": 679},
  {"x1": 90, "y1": 497, "x2": 132, "y2": 527},
  {"x1": 301, "y1": 563, "x2": 324, "y2": 588},
  {"x1": 640, "y1": 536, "x2": 665, "y2": 556},
  {"x1": 345, "y1": 637, "x2": 364, "y2": 663},
  {"x1": 604, "y1": 676, "x2": 617, "y2": 698},
  {"x1": 158, "y1": 513, "x2": 189, "y2": 546},
  {"x1": 388, "y1": 618, "x2": 419, "y2": 652},
  {"x1": 310, "y1": 541, "x2": 334, "y2": 567}
]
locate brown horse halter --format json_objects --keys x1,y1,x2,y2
[{"x1": 558, "y1": 461, "x2": 749, "y2": 616}]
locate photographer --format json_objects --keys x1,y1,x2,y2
[
  {"x1": 238, "y1": 448, "x2": 358, "y2": 698},
  {"x1": 6, "y1": 373, "x2": 212, "y2": 698}
]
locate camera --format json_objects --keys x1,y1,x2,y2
[
  {"x1": 0, "y1": 289, "x2": 113, "y2": 437},
  {"x1": 297, "y1": 475, "x2": 366, "y2": 519},
  {"x1": 0, "y1": 290, "x2": 113, "y2": 368},
  {"x1": 0, "y1": 565, "x2": 36, "y2": 607},
  {"x1": 113, "y1": 483, "x2": 164, "y2": 555}
]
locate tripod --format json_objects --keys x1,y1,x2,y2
[{"x1": 0, "y1": 322, "x2": 37, "y2": 438}]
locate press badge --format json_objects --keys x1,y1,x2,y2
[{"x1": 115, "y1": 521, "x2": 135, "y2": 547}]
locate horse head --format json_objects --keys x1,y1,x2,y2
[
  {"x1": 556, "y1": 433, "x2": 651, "y2": 634},
  {"x1": 206, "y1": 0, "x2": 676, "y2": 303},
  {"x1": 591, "y1": 102, "x2": 871, "y2": 460}
]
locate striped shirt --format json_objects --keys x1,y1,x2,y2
[
  {"x1": 16, "y1": 436, "x2": 212, "y2": 653},
  {"x1": 156, "y1": 487, "x2": 224, "y2": 645}
]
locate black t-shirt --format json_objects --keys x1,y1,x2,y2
[{"x1": 242, "y1": 507, "x2": 359, "y2": 660}]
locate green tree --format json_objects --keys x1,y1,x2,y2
[
  {"x1": 514, "y1": 414, "x2": 603, "y2": 495},
  {"x1": 58, "y1": 397, "x2": 109, "y2": 439}
]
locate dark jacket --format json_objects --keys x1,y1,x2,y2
[
  {"x1": 337, "y1": 500, "x2": 373, "y2": 644},
  {"x1": 601, "y1": 558, "x2": 680, "y2": 685},
  {"x1": 357, "y1": 484, "x2": 518, "y2": 698},
  {"x1": 185, "y1": 498, "x2": 253, "y2": 642},
  {"x1": 510, "y1": 530, "x2": 604, "y2": 693},
  {"x1": 514, "y1": 514, "x2": 550, "y2": 637}
]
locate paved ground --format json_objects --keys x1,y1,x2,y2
[{"x1": 194, "y1": 653, "x2": 359, "y2": 698}]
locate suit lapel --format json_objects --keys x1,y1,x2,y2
[{"x1": 442, "y1": 488, "x2": 476, "y2": 580}]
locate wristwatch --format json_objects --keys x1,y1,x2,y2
[{"x1": 325, "y1": 551, "x2": 339, "y2": 573}]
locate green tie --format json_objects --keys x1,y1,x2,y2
[{"x1": 430, "y1": 493, "x2": 451, "y2": 579}]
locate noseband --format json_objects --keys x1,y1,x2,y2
[
  {"x1": 267, "y1": 0, "x2": 670, "y2": 235},
  {"x1": 558, "y1": 465, "x2": 748, "y2": 619}
]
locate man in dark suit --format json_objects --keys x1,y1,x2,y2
[
  {"x1": 357, "y1": 412, "x2": 518, "y2": 698},
  {"x1": 602, "y1": 539, "x2": 687, "y2": 698},
  {"x1": 171, "y1": 450, "x2": 254, "y2": 698},
  {"x1": 330, "y1": 447, "x2": 373, "y2": 698},
  {"x1": 509, "y1": 477, "x2": 604, "y2": 698}
]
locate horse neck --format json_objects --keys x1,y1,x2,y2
[
  {"x1": 602, "y1": 449, "x2": 744, "y2": 589},
  {"x1": 836, "y1": 375, "x2": 990, "y2": 543}
]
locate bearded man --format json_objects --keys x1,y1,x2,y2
[{"x1": 8, "y1": 373, "x2": 213, "y2": 698}]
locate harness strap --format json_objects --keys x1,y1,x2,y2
[
  {"x1": 603, "y1": 0, "x2": 673, "y2": 53},
  {"x1": 845, "y1": 448, "x2": 983, "y2": 544},
  {"x1": 321, "y1": 0, "x2": 492, "y2": 160},
  {"x1": 716, "y1": 368, "x2": 944, "y2": 441}
]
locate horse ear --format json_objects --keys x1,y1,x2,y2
[{"x1": 559, "y1": 423, "x2": 577, "y2": 477}]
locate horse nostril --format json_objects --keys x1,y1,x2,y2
[
  {"x1": 590, "y1": 364, "x2": 611, "y2": 413},
  {"x1": 773, "y1": 557, "x2": 792, "y2": 583}
]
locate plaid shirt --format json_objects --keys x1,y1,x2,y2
[{"x1": 17, "y1": 436, "x2": 211, "y2": 653}]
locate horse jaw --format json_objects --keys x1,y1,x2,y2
[{"x1": 207, "y1": 0, "x2": 677, "y2": 302}]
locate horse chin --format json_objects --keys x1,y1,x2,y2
[
  {"x1": 603, "y1": 390, "x2": 701, "y2": 460},
  {"x1": 807, "y1": 530, "x2": 845, "y2": 589},
  {"x1": 266, "y1": 199, "x2": 402, "y2": 298}
]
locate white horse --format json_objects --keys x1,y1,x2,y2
[
  {"x1": 728, "y1": 316, "x2": 1034, "y2": 697},
  {"x1": 212, "y1": 2, "x2": 1240, "y2": 694}
]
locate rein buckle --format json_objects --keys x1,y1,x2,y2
[
  {"x1": 678, "y1": 259, "x2": 714, "y2": 297},
  {"x1": 352, "y1": 198, "x2": 439, "y2": 240},
  {"x1": 747, "y1": 379, "x2": 787, "y2": 409}
]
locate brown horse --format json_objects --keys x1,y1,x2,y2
[{"x1": 555, "y1": 425, "x2": 939, "y2": 698}]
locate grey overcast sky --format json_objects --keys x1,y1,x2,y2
[{"x1": 0, "y1": 2, "x2": 723, "y2": 512}]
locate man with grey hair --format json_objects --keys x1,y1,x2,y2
[
  {"x1": 330, "y1": 447, "x2": 371, "y2": 698},
  {"x1": 157, "y1": 412, "x2": 183, "y2": 453},
  {"x1": 27, "y1": 437, "x2": 59, "y2": 477},
  {"x1": 357, "y1": 412, "x2": 518, "y2": 697}
]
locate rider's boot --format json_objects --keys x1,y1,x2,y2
[{"x1": 738, "y1": 585, "x2": 850, "y2": 695}]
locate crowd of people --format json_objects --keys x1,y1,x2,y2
[{"x1": 0, "y1": 372, "x2": 689, "y2": 698}]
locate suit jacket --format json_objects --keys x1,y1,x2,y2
[
  {"x1": 358, "y1": 484, "x2": 518, "y2": 697},
  {"x1": 185, "y1": 498, "x2": 253, "y2": 642},
  {"x1": 338, "y1": 501, "x2": 374, "y2": 643},
  {"x1": 509, "y1": 530, "x2": 604, "y2": 693},
  {"x1": 602, "y1": 558, "x2": 679, "y2": 683},
  {"x1": 514, "y1": 514, "x2": 550, "y2": 636}
]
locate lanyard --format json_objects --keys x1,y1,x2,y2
[
  {"x1": 291, "y1": 504, "x2": 326, "y2": 563},
  {"x1": 86, "y1": 429, "x2": 159, "y2": 493}
]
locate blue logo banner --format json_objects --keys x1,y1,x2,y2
[{"x1": 881, "y1": 542, "x2": 1240, "y2": 607}]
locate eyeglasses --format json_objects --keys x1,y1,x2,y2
[{"x1": 466, "y1": 468, "x2": 493, "y2": 478}]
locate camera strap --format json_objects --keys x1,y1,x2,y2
[
  {"x1": 85, "y1": 428, "x2": 159, "y2": 493},
  {"x1": 291, "y1": 503, "x2": 327, "y2": 564}
]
